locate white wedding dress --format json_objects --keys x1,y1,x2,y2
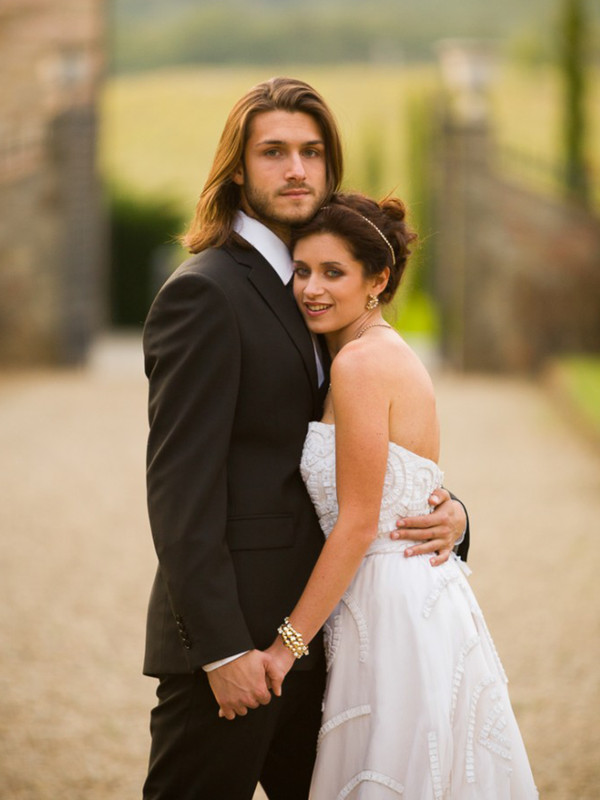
[{"x1": 301, "y1": 422, "x2": 538, "y2": 799}]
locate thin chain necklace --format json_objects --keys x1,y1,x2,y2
[{"x1": 355, "y1": 321, "x2": 392, "y2": 339}]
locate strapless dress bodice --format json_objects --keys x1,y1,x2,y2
[{"x1": 300, "y1": 421, "x2": 443, "y2": 554}]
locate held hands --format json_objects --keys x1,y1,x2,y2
[
  {"x1": 207, "y1": 650, "x2": 274, "y2": 721},
  {"x1": 391, "y1": 488, "x2": 466, "y2": 567},
  {"x1": 207, "y1": 644, "x2": 295, "y2": 720},
  {"x1": 208, "y1": 493, "x2": 465, "y2": 719}
]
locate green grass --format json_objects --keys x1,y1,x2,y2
[
  {"x1": 393, "y1": 290, "x2": 440, "y2": 337},
  {"x1": 555, "y1": 356, "x2": 600, "y2": 435}
]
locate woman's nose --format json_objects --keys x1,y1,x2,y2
[{"x1": 304, "y1": 274, "x2": 323, "y2": 296}]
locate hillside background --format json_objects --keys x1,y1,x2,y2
[{"x1": 109, "y1": 0, "x2": 600, "y2": 72}]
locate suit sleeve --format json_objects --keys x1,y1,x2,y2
[
  {"x1": 450, "y1": 492, "x2": 470, "y2": 561},
  {"x1": 143, "y1": 269, "x2": 254, "y2": 669}
]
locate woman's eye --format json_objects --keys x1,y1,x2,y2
[
  {"x1": 326, "y1": 269, "x2": 342, "y2": 278},
  {"x1": 294, "y1": 267, "x2": 309, "y2": 278}
]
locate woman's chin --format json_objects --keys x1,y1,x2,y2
[{"x1": 303, "y1": 316, "x2": 333, "y2": 335}]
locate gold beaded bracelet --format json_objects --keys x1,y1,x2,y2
[{"x1": 277, "y1": 617, "x2": 309, "y2": 659}]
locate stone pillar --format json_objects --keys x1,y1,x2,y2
[
  {"x1": 0, "y1": 0, "x2": 106, "y2": 366},
  {"x1": 51, "y1": 106, "x2": 105, "y2": 363},
  {"x1": 433, "y1": 40, "x2": 496, "y2": 371}
]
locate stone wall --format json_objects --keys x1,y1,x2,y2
[
  {"x1": 0, "y1": 0, "x2": 105, "y2": 365},
  {"x1": 433, "y1": 115, "x2": 600, "y2": 373}
]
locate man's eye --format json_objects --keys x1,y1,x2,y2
[{"x1": 304, "y1": 148, "x2": 321, "y2": 158}]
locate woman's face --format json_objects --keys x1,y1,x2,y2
[{"x1": 292, "y1": 232, "x2": 384, "y2": 336}]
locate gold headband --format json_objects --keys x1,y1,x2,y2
[{"x1": 320, "y1": 206, "x2": 396, "y2": 266}]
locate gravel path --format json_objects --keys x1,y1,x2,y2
[{"x1": 0, "y1": 335, "x2": 598, "y2": 799}]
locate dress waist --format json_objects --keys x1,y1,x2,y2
[{"x1": 365, "y1": 535, "x2": 420, "y2": 557}]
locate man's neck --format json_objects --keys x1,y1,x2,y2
[
  {"x1": 233, "y1": 211, "x2": 293, "y2": 285},
  {"x1": 238, "y1": 203, "x2": 290, "y2": 245}
]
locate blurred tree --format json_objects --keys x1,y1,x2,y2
[
  {"x1": 361, "y1": 121, "x2": 385, "y2": 199},
  {"x1": 108, "y1": 185, "x2": 184, "y2": 326},
  {"x1": 560, "y1": 0, "x2": 589, "y2": 204},
  {"x1": 391, "y1": 93, "x2": 440, "y2": 337},
  {"x1": 405, "y1": 95, "x2": 436, "y2": 297},
  {"x1": 110, "y1": 0, "x2": 563, "y2": 73}
]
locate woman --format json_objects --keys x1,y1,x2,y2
[{"x1": 266, "y1": 193, "x2": 538, "y2": 798}]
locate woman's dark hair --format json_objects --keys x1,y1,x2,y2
[{"x1": 290, "y1": 192, "x2": 417, "y2": 304}]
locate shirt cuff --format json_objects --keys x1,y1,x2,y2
[{"x1": 202, "y1": 651, "x2": 249, "y2": 672}]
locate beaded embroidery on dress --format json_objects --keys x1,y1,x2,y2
[{"x1": 301, "y1": 422, "x2": 538, "y2": 799}]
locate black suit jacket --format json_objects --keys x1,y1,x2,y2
[{"x1": 143, "y1": 241, "x2": 327, "y2": 675}]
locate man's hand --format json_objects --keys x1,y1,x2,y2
[
  {"x1": 390, "y1": 489, "x2": 466, "y2": 566},
  {"x1": 207, "y1": 650, "x2": 273, "y2": 720}
]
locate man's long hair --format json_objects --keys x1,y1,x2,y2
[{"x1": 182, "y1": 77, "x2": 344, "y2": 253}]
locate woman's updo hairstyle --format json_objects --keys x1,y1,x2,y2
[{"x1": 290, "y1": 192, "x2": 417, "y2": 304}]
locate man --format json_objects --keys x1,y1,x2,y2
[{"x1": 142, "y1": 77, "x2": 468, "y2": 800}]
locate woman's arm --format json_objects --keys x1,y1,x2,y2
[{"x1": 266, "y1": 343, "x2": 394, "y2": 686}]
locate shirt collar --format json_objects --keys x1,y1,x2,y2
[{"x1": 233, "y1": 211, "x2": 293, "y2": 284}]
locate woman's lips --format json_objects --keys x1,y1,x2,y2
[{"x1": 304, "y1": 303, "x2": 331, "y2": 316}]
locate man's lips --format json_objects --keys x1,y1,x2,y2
[{"x1": 279, "y1": 188, "x2": 311, "y2": 197}]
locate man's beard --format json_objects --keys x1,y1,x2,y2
[{"x1": 243, "y1": 179, "x2": 328, "y2": 228}]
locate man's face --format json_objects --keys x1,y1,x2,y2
[{"x1": 233, "y1": 110, "x2": 329, "y2": 241}]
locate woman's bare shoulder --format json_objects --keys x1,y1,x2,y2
[
  {"x1": 329, "y1": 336, "x2": 392, "y2": 394},
  {"x1": 332, "y1": 331, "x2": 432, "y2": 386}
]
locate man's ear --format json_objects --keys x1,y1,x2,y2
[{"x1": 232, "y1": 163, "x2": 244, "y2": 186}]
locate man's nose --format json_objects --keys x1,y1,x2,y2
[{"x1": 285, "y1": 152, "x2": 306, "y2": 181}]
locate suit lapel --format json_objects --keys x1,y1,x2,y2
[
  {"x1": 227, "y1": 243, "x2": 320, "y2": 404},
  {"x1": 316, "y1": 334, "x2": 331, "y2": 403}
]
